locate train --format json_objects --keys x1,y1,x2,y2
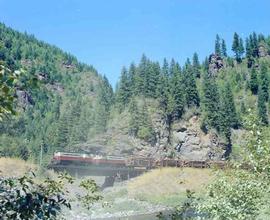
[
  {"x1": 52, "y1": 152, "x2": 126, "y2": 167},
  {"x1": 51, "y1": 152, "x2": 227, "y2": 169}
]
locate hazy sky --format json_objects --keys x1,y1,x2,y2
[{"x1": 1, "y1": 0, "x2": 270, "y2": 87}]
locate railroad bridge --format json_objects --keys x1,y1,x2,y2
[{"x1": 48, "y1": 152, "x2": 225, "y2": 188}]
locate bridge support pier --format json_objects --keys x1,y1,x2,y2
[{"x1": 101, "y1": 176, "x2": 115, "y2": 189}]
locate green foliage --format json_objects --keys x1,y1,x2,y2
[
  {"x1": 0, "y1": 172, "x2": 73, "y2": 219},
  {"x1": 219, "y1": 82, "x2": 239, "y2": 137},
  {"x1": 192, "y1": 52, "x2": 200, "y2": 77},
  {"x1": 221, "y1": 39, "x2": 227, "y2": 57},
  {"x1": 128, "y1": 97, "x2": 140, "y2": 136},
  {"x1": 78, "y1": 179, "x2": 103, "y2": 210},
  {"x1": 183, "y1": 62, "x2": 200, "y2": 107},
  {"x1": 167, "y1": 110, "x2": 270, "y2": 220},
  {"x1": 232, "y1": 32, "x2": 244, "y2": 62},
  {"x1": 259, "y1": 62, "x2": 269, "y2": 102},
  {"x1": 249, "y1": 67, "x2": 258, "y2": 94},
  {"x1": 197, "y1": 170, "x2": 267, "y2": 220},
  {"x1": 0, "y1": 63, "x2": 19, "y2": 119},
  {"x1": 0, "y1": 23, "x2": 111, "y2": 159},
  {"x1": 116, "y1": 67, "x2": 131, "y2": 109},
  {"x1": 257, "y1": 87, "x2": 268, "y2": 125},
  {"x1": 214, "y1": 34, "x2": 221, "y2": 56},
  {"x1": 129, "y1": 100, "x2": 155, "y2": 142},
  {"x1": 201, "y1": 73, "x2": 220, "y2": 131}
]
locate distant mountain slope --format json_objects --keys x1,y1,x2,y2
[
  {"x1": 0, "y1": 23, "x2": 269, "y2": 162},
  {"x1": 82, "y1": 33, "x2": 270, "y2": 160},
  {"x1": 0, "y1": 23, "x2": 113, "y2": 162}
]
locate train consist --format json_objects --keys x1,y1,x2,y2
[{"x1": 51, "y1": 152, "x2": 227, "y2": 169}]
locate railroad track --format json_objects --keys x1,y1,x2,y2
[{"x1": 50, "y1": 152, "x2": 229, "y2": 170}]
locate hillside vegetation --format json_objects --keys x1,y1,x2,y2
[
  {"x1": 0, "y1": 23, "x2": 270, "y2": 162},
  {"x1": 0, "y1": 23, "x2": 113, "y2": 162}
]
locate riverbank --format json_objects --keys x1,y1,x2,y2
[{"x1": 63, "y1": 167, "x2": 213, "y2": 219}]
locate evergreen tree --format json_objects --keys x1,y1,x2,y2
[
  {"x1": 246, "y1": 38, "x2": 254, "y2": 68},
  {"x1": 259, "y1": 63, "x2": 269, "y2": 102},
  {"x1": 116, "y1": 67, "x2": 131, "y2": 108},
  {"x1": 250, "y1": 67, "x2": 258, "y2": 94},
  {"x1": 128, "y1": 63, "x2": 137, "y2": 96},
  {"x1": 215, "y1": 34, "x2": 221, "y2": 55},
  {"x1": 257, "y1": 87, "x2": 268, "y2": 125},
  {"x1": 251, "y1": 32, "x2": 259, "y2": 57},
  {"x1": 232, "y1": 32, "x2": 244, "y2": 62},
  {"x1": 221, "y1": 82, "x2": 239, "y2": 129},
  {"x1": 94, "y1": 103, "x2": 107, "y2": 133},
  {"x1": 192, "y1": 52, "x2": 200, "y2": 77},
  {"x1": 202, "y1": 73, "x2": 220, "y2": 131},
  {"x1": 184, "y1": 62, "x2": 200, "y2": 107},
  {"x1": 136, "y1": 54, "x2": 148, "y2": 95},
  {"x1": 56, "y1": 113, "x2": 70, "y2": 150},
  {"x1": 258, "y1": 34, "x2": 265, "y2": 43},
  {"x1": 169, "y1": 58, "x2": 176, "y2": 77},
  {"x1": 162, "y1": 58, "x2": 169, "y2": 78},
  {"x1": 153, "y1": 62, "x2": 161, "y2": 98},
  {"x1": 100, "y1": 75, "x2": 114, "y2": 112},
  {"x1": 128, "y1": 97, "x2": 140, "y2": 136},
  {"x1": 221, "y1": 39, "x2": 227, "y2": 57},
  {"x1": 137, "y1": 101, "x2": 154, "y2": 142},
  {"x1": 171, "y1": 63, "x2": 185, "y2": 119},
  {"x1": 239, "y1": 38, "x2": 245, "y2": 58},
  {"x1": 146, "y1": 61, "x2": 160, "y2": 98},
  {"x1": 203, "y1": 56, "x2": 209, "y2": 71}
]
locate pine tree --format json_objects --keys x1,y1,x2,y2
[
  {"x1": 232, "y1": 32, "x2": 244, "y2": 62},
  {"x1": 128, "y1": 97, "x2": 140, "y2": 136},
  {"x1": 259, "y1": 63, "x2": 269, "y2": 102},
  {"x1": 221, "y1": 39, "x2": 227, "y2": 57},
  {"x1": 251, "y1": 32, "x2": 259, "y2": 57},
  {"x1": 162, "y1": 58, "x2": 169, "y2": 78},
  {"x1": 246, "y1": 38, "x2": 254, "y2": 68},
  {"x1": 116, "y1": 66, "x2": 131, "y2": 108},
  {"x1": 250, "y1": 67, "x2": 258, "y2": 94},
  {"x1": 169, "y1": 59, "x2": 176, "y2": 77},
  {"x1": 94, "y1": 103, "x2": 107, "y2": 133},
  {"x1": 192, "y1": 52, "x2": 200, "y2": 77},
  {"x1": 153, "y1": 62, "x2": 161, "y2": 98},
  {"x1": 56, "y1": 113, "x2": 70, "y2": 150},
  {"x1": 184, "y1": 62, "x2": 200, "y2": 107},
  {"x1": 137, "y1": 101, "x2": 154, "y2": 142},
  {"x1": 257, "y1": 87, "x2": 268, "y2": 125},
  {"x1": 202, "y1": 73, "x2": 220, "y2": 131},
  {"x1": 203, "y1": 56, "x2": 209, "y2": 71},
  {"x1": 239, "y1": 38, "x2": 245, "y2": 58},
  {"x1": 222, "y1": 82, "x2": 239, "y2": 129},
  {"x1": 136, "y1": 54, "x2": 148, "y2": 95},
  {"x1": 171, "y1": 63, "x2": 185, "y2": 119},
  {"x1": 100, "y1": 75, "x2": 114, "y2": 112},
  {"x1": 128, "y1": 63, "x2": 137, "y2": 96},
  {"x1": 215, "y1": 34, "x2": 221, "y2": 55}
]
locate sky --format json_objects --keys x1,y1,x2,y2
[{"x1": 1, "y1": 0, "x2": 270, "y2": 87}]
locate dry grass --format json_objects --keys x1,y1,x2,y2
[
  {"x1": 127, "y1": 167, "x2": 213, "y2": 205},
  {"x1": 0, "y1": 157, "x2": 37, "y2": 177}
]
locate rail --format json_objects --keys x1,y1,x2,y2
[{"x1": 51, "y1": 152, "x2": 228, "y2": 170}]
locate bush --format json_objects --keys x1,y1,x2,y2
[
  {"x1": 0, "y1": 171, "x2": 103, "y2": 219},
  {"x1": 137, "y1": 126, "x2": 153, "y2": 141}
]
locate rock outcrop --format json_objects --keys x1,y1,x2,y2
[
  {"x1": 171, "y1": 116, "x2": 227, "y2": 160},
  {"x1": 76, "y1": 109, "x2": 227, "y2": 161},
  {"x1": 258, "y1": 43, "x2": 269, "y2": 57},
  {"x1": 208, "y1": 54, "x2": 224, "y2": 77},
  {"x1": 16, "y1": 89, "x2": 34, "y2": 108}
]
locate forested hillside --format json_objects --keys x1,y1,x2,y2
[
  {"x1": 0, "y1": 23, "x2": 113, "y2": 162},
  {"x1": 106, "y1": 32, "x2": 270, "y2": 159},
  {"x1": 1, "y1": 23, "x2": 270, "y2": 162}
]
